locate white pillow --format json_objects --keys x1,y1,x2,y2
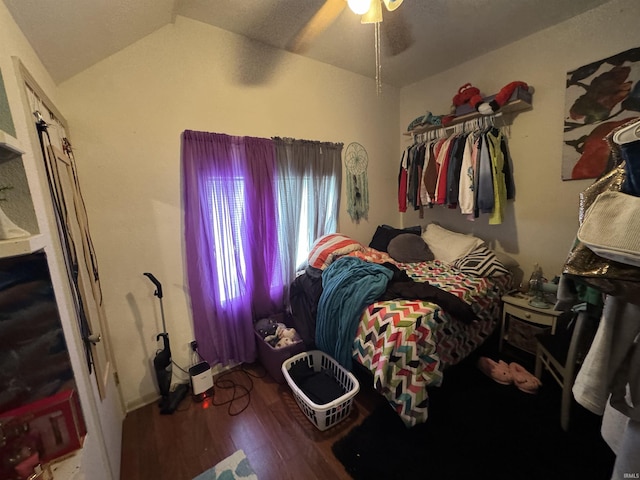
[{"x1": 421, "y1": 224, "x2": 484, "y2": 264}]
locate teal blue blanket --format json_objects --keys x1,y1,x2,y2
[{"x1": 316, "y1": 256, "x2": 393, "y2": 369}]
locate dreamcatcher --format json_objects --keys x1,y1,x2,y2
[{"x1": 344, "y1": 142, "x2": 369, "y2": 223}]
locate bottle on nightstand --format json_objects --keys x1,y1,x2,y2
[{"x1": 528, "y1": 264, "x2": 549, "y2": 309}]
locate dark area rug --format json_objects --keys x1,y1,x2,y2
[{"x1": 332, "y1": 353, "x2": 616, "y2": 480}]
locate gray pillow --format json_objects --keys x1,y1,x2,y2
[
  {"x1": 387, "y1": 233, "x2": 434, "y2": 263},
  {"x1": 494, "y1": 251, "x2": 519, "y2": 271}
]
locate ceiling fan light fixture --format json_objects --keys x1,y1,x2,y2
[
  {"x1": 361, "y1": 0, "x2": 382, "y2": 24},
  {"x1": 347, "y1": 0, "x2": 372, "y2": 15}
]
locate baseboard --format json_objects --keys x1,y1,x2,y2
[{"x1": 125, "y1": 391, "x2": 161, "y2": 413}]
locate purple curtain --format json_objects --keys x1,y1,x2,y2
[{"x1": 182, "y1": 130, "x2": 282, "y2": 366}]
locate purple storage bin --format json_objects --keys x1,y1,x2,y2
[{"x1": 254, "y1": 330, "x2": 305, "y2": 383}]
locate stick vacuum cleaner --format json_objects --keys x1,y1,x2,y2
[{"x1": 144, "y1": 272, "x2": 188, "y2": 414}]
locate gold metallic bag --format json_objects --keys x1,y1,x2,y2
[
  {"x1": 577, "y1": 190, "x2": 640, "y2": 267},
  {"x1": 563, "y1": 163, "x2": 640, "y2": 299}
]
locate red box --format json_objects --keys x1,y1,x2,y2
[{"x1": 0, "y1": 389, "x2": 86, "y2": 463}]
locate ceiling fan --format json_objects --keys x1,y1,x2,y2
[
  {"x1": 354, "y1": 0, "x2": 404, "y2": 23},
  {"x1": 288, "y1": 0, "x2": 411, "y2": 56}
]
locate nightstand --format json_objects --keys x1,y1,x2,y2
[{"x1": 499, "y1": 293, "x2": 563, "y2": 354}]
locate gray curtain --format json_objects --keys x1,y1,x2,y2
[{"x1": 272, "y1": 137, "x2": 343, "y2": 303}]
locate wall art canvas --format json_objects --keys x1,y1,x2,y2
[{"x1": 563, "y1": 46, "x2": 640, "y2": 180}]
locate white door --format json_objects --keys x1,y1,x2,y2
[
  {"x1": 18, "y1": 64, "x2": 123, "y2": 479},
  {"x1": 41, "y1": 132, "x2": 124, "y2": 480}
]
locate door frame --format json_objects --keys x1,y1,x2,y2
[{"x1": 10, "y1": 56, "x2": 124, "y2": 479}]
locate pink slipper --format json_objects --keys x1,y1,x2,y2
[
  {"x1": 509, "y1": 362, "x2": 542, "y2": 394},
  {"x1": 477, "y1": 357, "x2": 513, "y2": 385}
]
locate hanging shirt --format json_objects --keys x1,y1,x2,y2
[
  {"x1": 487, "y1": 128, "x2": 507, "y2": 225},
  {"x1": 446, "y1": 133, "x2": 468, "y2": 208},
  {"x1": 501, "y1": 135, "x2": 515, "y2": 201},
  {"x1": 413, "y1": 143, "x2": 426, "y2": 210},
  {"x1": 475, "y1": 132, "x2": 494, "y2": 216},
  {"x1": 426, "y1": 137, "x2": 446, "y2": 203},
  {"x1": 459, "y1": 133, "x2": 479, "y2": 216},
  {"x1": 406, "y1": 144, "x2": 423, "y2": 210},
  {"x1": 398, "y1": 147, "x2": 409, "y2": 212},
  {"x1": 434, "y1": 136, "x2": 456, "y2": 205},
  {"x1": 421, "y1": 141, "x2": 438, "y2": 206},
  {"x1": 406, "y1": 145, "x2": 416, "y2": 209}
]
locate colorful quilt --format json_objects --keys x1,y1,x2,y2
[{"x1": 353, "y1": 259, "x2": 511, "y2": 427}]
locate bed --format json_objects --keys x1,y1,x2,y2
[{"x1": 289, "y1": 225, "x2": 514, "y2": 427}]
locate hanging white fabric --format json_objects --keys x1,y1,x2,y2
[{"x1": 344, "y1": 142, "x2": 369, "y2": 223}]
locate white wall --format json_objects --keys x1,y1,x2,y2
[
  {"x1": 400, "y1": 0, "x2": 640, "y2": 284},
  {"x1": 58, "y1": 16, "x2": 401, "y2": 410}
]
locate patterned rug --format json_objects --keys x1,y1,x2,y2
[{"x1": 193, "y1": 449, "x2": 257, "y2": 480}]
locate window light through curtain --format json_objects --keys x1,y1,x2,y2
[
  {"x1": 182, "y1": 131, "x2": 342, "y2": 366},
  {"x1": 273, "y1": 136, "x2": 342, "y2": 293},
  {"x1": 206, "y1": 176, "x2": 246, "y2": 305}
]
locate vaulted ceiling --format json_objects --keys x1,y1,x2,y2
[{"x1": 3, "y1": 0, "x2": 611, "y2": 87}]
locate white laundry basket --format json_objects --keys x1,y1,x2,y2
[{"x1": 282, "y1": 350, "x2": 359, "y2": 431}]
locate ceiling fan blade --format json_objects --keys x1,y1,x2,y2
[
  {"x1": 382, "y1": 0, "x2": 403, "y2": 12},
  {"x1": 287, "y1": 0, "x2": 346, "y2": 53},
  {"x1": 381, "y1": 8, "x2": 413, "y2": 56}
]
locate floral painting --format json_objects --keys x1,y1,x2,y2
[{"x1": 563, "y1": 46, "x2": 640, "y2": 180}]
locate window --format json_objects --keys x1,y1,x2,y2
[
  {"x1": 209, "y1": 172, "x2": 339, "y2": 303},
  {"x1": 294, "y1": 176, "x2": 339, "y2": 267},
  {"x1": 183, "y1": 131, "x2": 342, "y2": 365},
  {"x1": 207, "y1": 177, "x2": 247, "y2": 304}
]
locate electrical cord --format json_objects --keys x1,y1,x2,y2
[
  {"x1": 151, "y1": 346, "x2": 191, "y2": 382},
  {"x1": 155, "y1": 345, "x2": 272, "y2": 415},
  {"x1": 211, "y1": 367, "x2": 253, "y2": 416},
  {"x1": 172, "y1": 359, "x2": 190, "y2": 376},
  {"x1": 191, "y1": 347, "x2": 267, "y2": 416}
]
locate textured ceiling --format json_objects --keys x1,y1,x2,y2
[{"x1": 3, "y1": 0, "x2": 611, "y2": 87}]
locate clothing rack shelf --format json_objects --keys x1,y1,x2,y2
[
  {"x1": 0, "y1": 127, "x2": 43, "y2": 258},
  {"x1": 0, "y1": 234, "x2": 45, "y2": 258},
  {"x1": 0, "y1": 129, "x2": 24, "y2": 161},
  {"x1": 404, "y1": 96, "x2": 533, "y2": 137}
]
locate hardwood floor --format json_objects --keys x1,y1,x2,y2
[{"x1": 120, "y1": 364, "x2": 387, "y2": 480}]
